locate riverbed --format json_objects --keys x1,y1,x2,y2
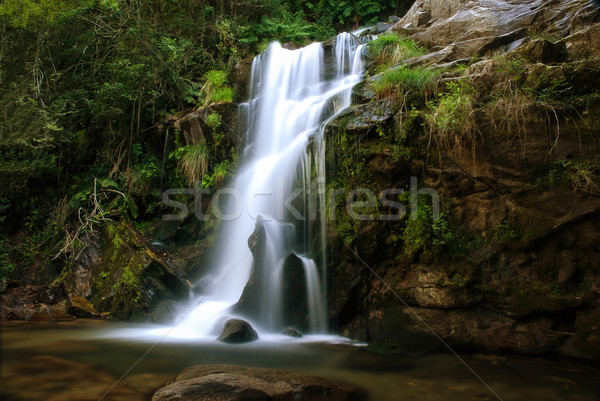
[{"x1": 1, "y1": 319, "x2": 598, "y2": 401}]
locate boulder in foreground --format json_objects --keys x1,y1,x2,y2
[{"x1": 152, "y1": 364, "x2": 366, "y2": 401}]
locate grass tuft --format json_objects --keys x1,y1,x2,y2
[
  {"x1": 367, "y1": 33, "x2": 427, "y2": 68},
  {"x1": 370, "y1": 66, "x2": 439, "y2": 101}
]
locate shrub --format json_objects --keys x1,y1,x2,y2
[{"x1": 200, "y1": 70, "x2": 235, "y2": 106}]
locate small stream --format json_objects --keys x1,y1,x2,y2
[{"x1": 1, "y1": 320, "x2": 598, "y2": 401}]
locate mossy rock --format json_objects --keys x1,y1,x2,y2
[{"x1": 89, "y1": 221, "x2": 189, "y2": 321}]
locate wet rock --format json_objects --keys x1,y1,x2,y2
[
  {"x1": 67, "y1": 294, "x2": 100, "y2": 318},
  {"x1": 403, "y1": 267, "x2": 477, "y2": 309},
  {"x1": 374, "y1": 22, "x2": 394, "y2": 34},
  {"x1": 217, "y1": 319, "x2": 259, "y2": 343},
  {"x1": 68, "y1": 237, "x2": 101, "y2": 298},
  {"x1": 281, "y1": 327, "x2": 303, "y2": 338},
  {"x1": 281, "y1": 253, "x2": 309, "y2": 330},
  {"x1": 232, "y1": 220, "x2": 266, "y2": 320},
  {"x1": 150, "y1": 300, "x2": 180, "y2": 324},
  {"x1": 152, "y1": 365, "x2": 366, "y2": 401},
  {"x1": 409, "y1": 29, "x2": 528, "y2": 65}
]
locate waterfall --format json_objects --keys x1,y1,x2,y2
[{"x1": 171, "y1": 33, "x2": 368, "y2": 338}]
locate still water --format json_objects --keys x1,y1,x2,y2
[{"x1": 1, "y1": 319, "x2": 598, "y2": 401}]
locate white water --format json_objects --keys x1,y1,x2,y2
[{"x1": 140, "y1": 33, "x2": 368, "y2": 341}]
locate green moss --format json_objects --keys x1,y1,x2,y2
[{"x1": 113, "y1": 263, "x2": 142, "y2": 304}]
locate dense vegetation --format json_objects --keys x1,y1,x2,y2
[{"x1": 0, "y1": 0, "x2": 409, "y2": 282}]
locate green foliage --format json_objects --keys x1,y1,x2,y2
[
  {"x1": 0, "y1": 236, "x2": 15, "y2": 282},
  {"x1": 202, "y1": 160, "x2": 233, "y2": 189},
  {"x1": 370, "y1": 66, "x2": 438, "y2": 102},
  {"x1": 536, "y1": 160, "x2": 600, "y2": 195},
  {"x1": 492, "y1": 220, "x2": 519, "y2": 247},
  {"x1": 399, "y1": 193, "x2": 459, "y2": 260},
  {"x1": 242, "y1": 13, "x2": 316, "y2": 45},
  {"x1": 427, "y1": 79, "x2": 477, "y2": 152},
  {"x1": 295, "y1": 0, "x2": 396, "y2": 27},
  {"x1": 367, "y1": 33, "x2": 427, "y2": 69},
  {"x1": 206, "y1": 112, "x2": 222, "y2": 130},
  {"x1": 0, "y1": 0, "x2": 400, "y2": 274},
  {"x1": 172, "y1": 141, "x2": 211, "y2": 187},
  {"x1": 199, "y1": 70, "x2": 235, "y2": 106},
  {"x1": 0, "y1": 0, "x2": 84, "y2": 28}
]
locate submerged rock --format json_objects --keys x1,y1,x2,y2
[
  {"x1": 217, "y1": 319, "x2": 259, "y2": 343},
  {"x1": 152, "y1": 364, "x2": 366, "y2": 401}
]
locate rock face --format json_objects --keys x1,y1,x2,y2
[
  {"x1": 217, "y1": 319, "x2": 259, "y2": 343},
  {"x1": 325, "y1": 0, "x2": 600, "y2": 360},
  {"x1": 232, "y1": 220, "x2": 266, "y2": 321},
  {"x1": 392, "y1": 0, "x2": 600, "y2": 64},
  {"x1": 152, "y1": 365, "x2": 366, "y2": 401}
]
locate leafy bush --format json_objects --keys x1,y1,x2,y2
[
  {"x1": 202, "y1": 160, "x2": 233, "y2": 189},
  {"x1": 200, "y1": 70, "x2": 235, "y2": 106}
]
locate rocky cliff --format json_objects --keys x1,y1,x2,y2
[{"x1": 327, "y1": 0, "x2": 600, "y2": 360}]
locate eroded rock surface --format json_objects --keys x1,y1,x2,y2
[{"x1": 152, "y1": 365, "x2": 366, "y2": 401}]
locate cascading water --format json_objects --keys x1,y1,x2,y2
[{"x1": 153, "y1": 33, "x2": 369, "y2": 340}]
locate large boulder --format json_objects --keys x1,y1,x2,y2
[
  {"x1": 87, "y1": 221, "x2": 191, "y2": 321},
  {"x1": 217, "y1": 319, "x2": 259, "y2": 343},
  {"x1": 152, "y1": 365, "x2": 366, "y2": 401}
]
